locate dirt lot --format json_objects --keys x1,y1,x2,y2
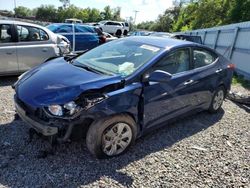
[{"x1": 0, "y1": 76, "x2": 249, "y2": 187}]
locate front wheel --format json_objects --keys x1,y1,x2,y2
[
  {"x1": 208, "y1": 87, "x2": 225, "y2": 113},
  {"x1": 86, "y1": 114, "x2": 137, "y2": 158}
]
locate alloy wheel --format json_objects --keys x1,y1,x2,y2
[
  {"x1": 102, "y1": 123, "x2": 132, "y2": 156},
  {"x1": 213, "y1": 90, "x2": 224, "y2": 110}
]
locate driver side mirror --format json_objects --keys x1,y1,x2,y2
[{"x1": 148, "y1": 70, "x2": 172, "y2": 83}]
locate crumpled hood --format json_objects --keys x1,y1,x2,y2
[{"x1": 16, "y1": 57, "x2": 123, "y2": 107}]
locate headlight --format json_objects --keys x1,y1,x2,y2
[
  {"x1": 48, "y1": 105, "x2": 63, "y2": 116},
  {"x1": 46, "y1": 94, "x2": 107, "y2": 117},
  {"x1": 47, "y1": 101, "x2": 80, "y2": 117}
]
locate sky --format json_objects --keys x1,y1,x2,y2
[{"x1": 0, "y1": 0, "x2": 173, "y2": 23}]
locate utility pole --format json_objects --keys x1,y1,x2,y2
[
  {"x1": 14, "y1": 0, "x2": 17, "y2": 17},
  {"x1": 133, "y1": 10, "x2": 139, "y2": 24}
]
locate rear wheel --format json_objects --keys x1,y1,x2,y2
[
  {"x1": 123, "y1": 30, "x2": 128, "y2": 36},
  {"x1": 208, "y1": 87, "x2": 225, "y2": 113},
  {"x1": 115, "y1": 29, "x2": 122, "y2": 36},
  {"x1": 86, "y1": 114, "x2": 137, "y2": 158}
]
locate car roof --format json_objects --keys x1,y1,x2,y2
[
  {"x1": 126, "y1": 36, "x2": 195, "y2": 49},
  {"x1": 100, "y1": 20, "x2": 121, "y2": 23},
  {"x1": 48, "y1": 23, "x2": 93, "y2": 28},
  {"x1": 0, "y1": 20, "x2": 46, "y2": 29}
]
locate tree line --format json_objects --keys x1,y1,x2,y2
[
  {"x1": 4, "y1": 0, "x2": 250, "y2": 32},
  {"x1": 137, "y1": 0, "x2": 250, "y2": 32},
  {"x1": 12, "y1": 5, "x2": 127, "y2": 23}
]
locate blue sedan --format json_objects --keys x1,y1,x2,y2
[
  {"x1": 47, "y1": 23, "x2": 99, "y2": 52},
  {"x1": 13, "y1": 37, "x2": 234, "y2": 158}
]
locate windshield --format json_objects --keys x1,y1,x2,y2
[{"x1": 74, "y1": 40, "x2": 162, "y2": 77}]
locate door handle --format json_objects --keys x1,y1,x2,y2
[
  {"x1": 215, "y1": 69, "x2": 223, "y2": 73},
  {"x1": 184, "y1": 79, "x2": 194, "y2": 85},
  {"x1": 6, "y1": 51, "x2": 13, "y2": 55},
  {"x1": 42, "y1": 48, "x2": 48, "y2": 52}
]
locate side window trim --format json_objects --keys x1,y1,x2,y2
[{"x1": 191, "y1": 47, "x2": 218, "y2": 70}]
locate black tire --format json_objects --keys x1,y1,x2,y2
[
  {"x1": 208, "y1": 86, "x2": 225, "y2": 113},
  {"x1": 115, "y1": 29, "x2": 122, "y2": 36},
  {"x1": 86, "y1": 114, "x2": 137, "y2": 159},
  {"x1": 123, "y1": 30, "x2": 128, "y2": 36}
]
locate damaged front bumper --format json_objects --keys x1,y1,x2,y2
[
  {"x1": 14, "y1": 96, "x2": 78, "y2": 143},
  {"x1": 15, "y1": 102, "x2": 58, "y2": 136}
]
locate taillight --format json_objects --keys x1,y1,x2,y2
[
  {"x1": 100, "y1": 35, "x2": 106, "y2": 44},
  {"x1": 227, "y1": 63, "x2": 235, "y2": 69}
]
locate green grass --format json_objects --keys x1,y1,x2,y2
[{"x1": 232, "y1": 74, "x2": 250, "y2": 89}]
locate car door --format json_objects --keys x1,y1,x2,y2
[
  {"x1": 0, "y1": 23, "x2": 18, "y2": 75},
  {"x1": 188, "y1": 47, "x2": 222, "y2": 107},
  {"x1": 143, "y1": 47, "x2": 202, "y2": 129},
  {"x1": 16, "y1": 24, "x2": 56, "y2": 72}
]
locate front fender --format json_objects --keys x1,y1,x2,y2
[{"x1": 87, "y1": 82, "x2": 142, "y2": 123}]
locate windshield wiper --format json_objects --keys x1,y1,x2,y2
[
  {"x1": 64, "y1": 50, "x2": 89, "y2": 63},
  {"x1": 73, "y1": 63, "x2": 110, "y2": 75}
]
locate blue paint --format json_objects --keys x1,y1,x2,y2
[
  {"x1": 47, "y1": 23, "x2": 99, "y2": 51},
  {"x1": 14, "y1": 37, "x2": 233, "y2": 136}
]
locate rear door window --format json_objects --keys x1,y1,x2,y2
[
  {"x1": 17, "y1": 25, "x2": 49, "y2": 42},
  {"x1": 193, "y1": 48, "x2": 217, "y2": 69},
  {"x1": 0, "y1": 24, "x2": 14, "y2": 43},
  {"x1": 75, "y1": 25, "x2": 94, "y2": 33},
  {"x1": 56, "y1": 25, "x2": 72, "y2": 33}
]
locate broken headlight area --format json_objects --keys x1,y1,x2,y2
[
  {"x1": 44, "y1": 94, "x2": 108, "y2": 118},
  {"x1": 82, "y1": 93, "x2": 108, "y2": 110},
  {"x1": 45, "y1": 101, "x2": 81, "y2": 118}
]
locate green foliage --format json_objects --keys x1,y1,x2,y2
[
  {"x1": 228, "y1": 0, "x2": 250, "y2": 23},
  {"x1": 14, "y1": 6, "x2": 32, "y2": 17},
  {"x1": 15, "y1": 4, "x2": 122, "y2": 23},
  {"x1": 137, "y1": 0, "x2": 250, "y2": 32},
  {"x1": 36, "y1": 5, "x2": 58, "y2": 22},
  {"x1": 137, "y1": 1, "x2": 183, "y2": 32},
  {"x1": 232, "y1": 74, "x2": 250, "y2": 89},
  {"x1": 102, "y1": 6, "x2": 112, "y2": 20}
]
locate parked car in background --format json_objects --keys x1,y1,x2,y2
[
  {"x1": 171, "y1": 34, "x2": 203, "y2": 44},
  {"x1": 0, "y1": 20, "x2": 70, "y2": 76},
  {"x1": 47, "y1": 23, "x2": 100, "y2": 52},
  {"x1": 148, "y1": 32, "x2": 203, "y2": 44},
  {"x1": 97, "y1": 20, "x2": 124, "y2": 36},
  {"x1": 129, "y1": 30, "x2": 153, "y2": 36},
  {"x1": 103, "y1": 32, "x2": 118, "y2": 42},
  {"x1": 149, "y1": 32, "x2": 172, "y2": 38},
  {"x1": 119, "y1": 22, "x2": 130, "y2": 35},
  {"x1": 65, "y1": 18, "x2": 83, "y2": 24},
  {"x1": 14, "y1": 36, "x2": 234, "y2": 158}
]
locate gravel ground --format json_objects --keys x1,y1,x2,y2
[{"x1": 0, "y1": 77, "x2": 249, "y2": 188}]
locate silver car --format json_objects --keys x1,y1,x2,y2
[{"x1": 0, "y1": 20, "x2": 70, "y2": 76}]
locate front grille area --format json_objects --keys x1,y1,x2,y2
[
  {"x1": 14, "y1": 95, "x2": 37, "y2": 116},
  {"x1": 15, "y1": 95, "x2": 51, "y2": 122}
]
